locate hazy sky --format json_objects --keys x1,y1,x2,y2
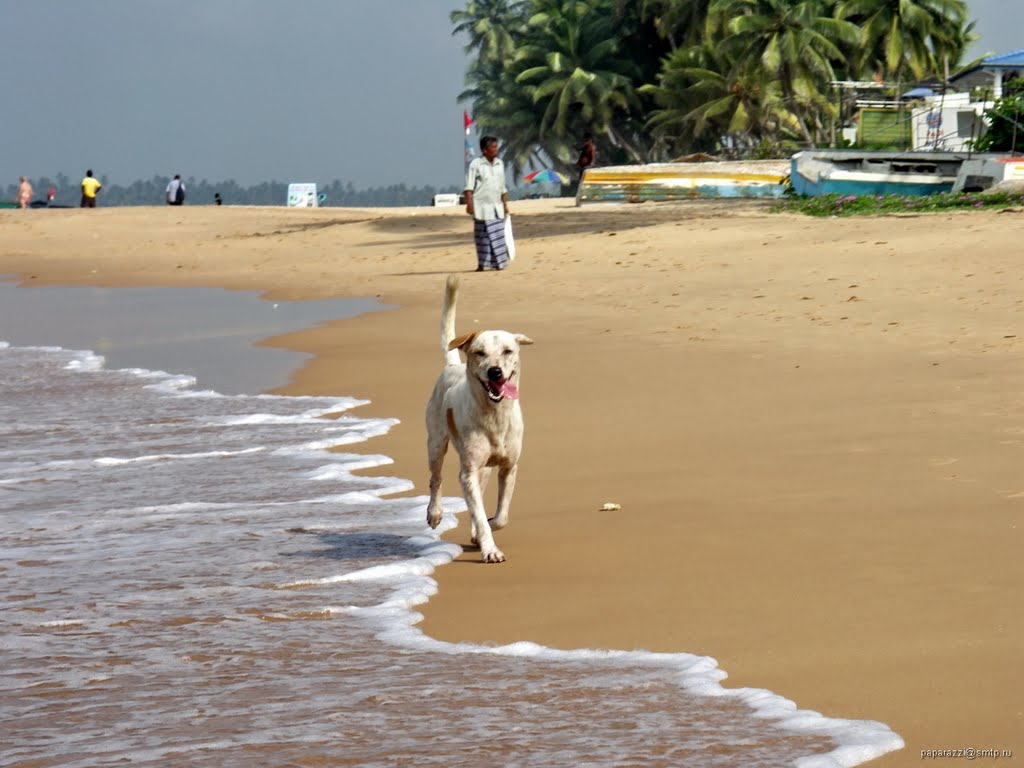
[{"x1": 3, "y1": 1, "x2": 1021, "y2": 190}]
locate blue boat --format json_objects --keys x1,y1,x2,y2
[{"x1": 790, "y1": 149, "x2": 967, "y2": 197}]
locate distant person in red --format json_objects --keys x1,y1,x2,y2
[
  {"x1": 47, "y1": 186, "x2": 56, "y2": 204},
  {"x1": 576, "y1": 132, "x2": 596, "y2": 175}
]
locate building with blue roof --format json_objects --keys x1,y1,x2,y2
[{"x1": 951, "y1": 49, "x2": 1024, "y2": 98}]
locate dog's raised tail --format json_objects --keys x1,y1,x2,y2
[{"x1": 441, "y1": 274, "x2": 461, "y2": 365}]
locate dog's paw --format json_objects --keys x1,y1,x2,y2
[
  {"x1": 481, "y1": 547, "x2": 506, "y2": 564},
  {"x1": 426, "y1": 507, "x2": 443, "y2": 529}
]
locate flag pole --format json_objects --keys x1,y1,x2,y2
[{"x1": 464, "y1": 110, "x2": 475, "y2": 178}]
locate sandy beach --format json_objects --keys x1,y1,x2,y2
[{"x1": 2, "y1": 199, "x2": 1021, "y2": 765}]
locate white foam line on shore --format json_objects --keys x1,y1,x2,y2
[
  {"x1": 5, "y1": 340, "x2": 905, "y2": 766},
  {"x1": 330, "y1": 497, "x2": 905, "y2": 768}
]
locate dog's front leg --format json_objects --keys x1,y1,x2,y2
[
  {"x1": 490, "y1": 464, "x2": 517, "y2": 531},
  {"x1": 469, "y1": 466, "x2": 492, "y2": 544},
  {"x1": 425, "y1": 433, "x2": 448, "y2": 529},
  {"x1": 459, "y1": 465, "x2": 505, "y2": 563}
]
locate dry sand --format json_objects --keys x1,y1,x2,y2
[{"x1": 2, "y1": 199, "x2": 1022, "y2": 765}]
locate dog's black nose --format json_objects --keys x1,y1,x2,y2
[{"x1": 487, "y1": 367, "x2": 503, "y2": 381}]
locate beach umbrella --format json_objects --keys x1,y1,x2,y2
[{"x1": 523, "y1": 169, "x2": 569, "y2": 184}]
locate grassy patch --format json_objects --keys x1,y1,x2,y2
[{"x1": 772, "y1": 191, "x2": 1024, "y2": 217}]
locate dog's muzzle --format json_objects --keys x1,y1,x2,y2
[{"x1": 480, "y1": 367, "x2": 518, "y2": 402}]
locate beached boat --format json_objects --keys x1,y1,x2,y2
[
  {"x1": 576, "y1": 160, "x2": 789, "y2": 204},
  {"x1": 790, "y1": 149, "x2": 968, "y2": 196},
  {"x1": 951, "y1": 154, "x2": 1024, "y2": 193}
]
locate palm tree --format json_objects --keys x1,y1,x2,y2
[
  {"x1": 644, "y1": 43, "x2": 798, "y2": 156},
  {"x1": 514, "y1": 0, "x2": 647, "y2": 163},
  {"x1": 836, "y1": 0, "x2": 972, "y2": 82},
  {"x1": 708, "y1": 0, "x2": 860, "y2": 145},
  {"x1": 460, "y1": 57, "x2": 562, "y2": 178},
  {"x1": 634, "y1": 0, "x2": 714, "y2": 49},
  {"x1": 450, "y1": 0, "x2": 529, "y2": 66}
]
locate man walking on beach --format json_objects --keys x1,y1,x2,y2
[
  {"x1": 80, "y1": 170, "x2": 101, "y2": 208},
  {"x1": 464, "y1": 135, "x2": 510, "y2": 271},
  {"x1": 166, "y1": 175, "x2": 186, "y2": 206}
]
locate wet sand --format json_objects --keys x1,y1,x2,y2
[{"x1": 2, "y1": 200, "x2": 1021, "y2": 765}]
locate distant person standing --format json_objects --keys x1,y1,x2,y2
[
  {"x1": 213, "y1": 192, "x2": 222, "y2": 206},
  {"x1": 464, "y1": 135, "x2": 510, "y2": 271},
  {"x1": 166, "y1": 175, "x2": 186, "y2": 206},
  {"x1": 80, "y1": 170, "x2": 102, "y2": 208},
  {"x1": 17, "y1": 176, "x2": 33, "y2": 209},
  {"x1": 576, "y1": 132, "x2": 596, "y2": 175}
]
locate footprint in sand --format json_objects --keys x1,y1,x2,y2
[{"x1": 928, "y1": 457, "x2": 959, "y2": 467}]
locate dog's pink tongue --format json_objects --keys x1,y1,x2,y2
[{"x1": 499, "y1": 380, "x2": 519, "y2": 400}]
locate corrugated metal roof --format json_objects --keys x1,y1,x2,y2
[{"x1": 981, "y1": 49, "x2": 1024, "y2": 67}]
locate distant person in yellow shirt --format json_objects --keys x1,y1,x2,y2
[{"x1": 81, "y1": 170, "x2": 102, "y2": 208}]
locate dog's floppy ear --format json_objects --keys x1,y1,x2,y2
[
  {"x1": 448, "y1": 332, "x2": 477, "y2": 351},
  {"x1": 514, "y1": 334, "x2": 534, "y2": 346}
]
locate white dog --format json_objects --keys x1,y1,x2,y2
[{"x1": 424, "y1": 275, "x2": 533, "y2": 563}]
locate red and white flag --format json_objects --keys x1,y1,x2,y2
[{"x1": 464, "y1": 111, "x2": 475, "y2": 164}]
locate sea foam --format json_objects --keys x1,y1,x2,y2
[{"x1": 0, "y1": 342, "x2": 903, "y2": 767}]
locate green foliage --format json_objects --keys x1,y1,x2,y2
[
  {"x1": 455, "y1": 0, "x2": 665, "y2": 176},
  {"x1": 836, "y1": 0, "x2": 972, "y2": 82},
  {"x1": 773, "y1": 190, "x2": 1024, "y2": 216},
  {"x1": 973, "y1": 78, "x2": 1024, "y2": 152},
  {"x1": 709, "y1": 0, "x2": 861, "y2": 147},
  {"x1": 454, "y1": 0, "x2": 975, "y2": 166}
]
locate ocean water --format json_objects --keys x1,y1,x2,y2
[
  {"x1": 0, "y1": 281, "x2": 391, "y2": 395},
  {"x1": 0, "y1": 342, "x2": 904, "y2": 768}
]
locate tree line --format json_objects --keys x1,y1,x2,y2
[
  {"x1": 3, "y1": 174, "x2": 459, "y2": 208},
  {"x1": 454, "y1": 0, "x2": 979, "y2": 177}
]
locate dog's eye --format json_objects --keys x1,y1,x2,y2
[
  {"x1": 473, "y1": 350, "x2": 486, "y2": 358},
  {"x1": 502, "y1": 349, "x2": 512, "y2": 356}
]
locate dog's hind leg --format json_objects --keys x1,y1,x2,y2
[
  {"x1": 490, "y1": 464, "x2": 517, "y2": 531},
  {"x1": 425, "y1": 433, "x2": 448, "y2": 529}
]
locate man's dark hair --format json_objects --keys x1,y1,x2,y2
[
  {"x1": 86, "y1": 169, "x2": 93, "y2": 176},
  {"x1": 479, "y1": 135, "x2": 498, "y2": 152},
  {"x1": 583, "y1": 132, "x2": 593, "y2": 141}
]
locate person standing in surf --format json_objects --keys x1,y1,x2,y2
[
  {"x1": 464, "y1": 135, "x2": 510, "y2": 271},
  {"x1": 17, "y1": 177, "x2": 33, "y2": 209}
]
